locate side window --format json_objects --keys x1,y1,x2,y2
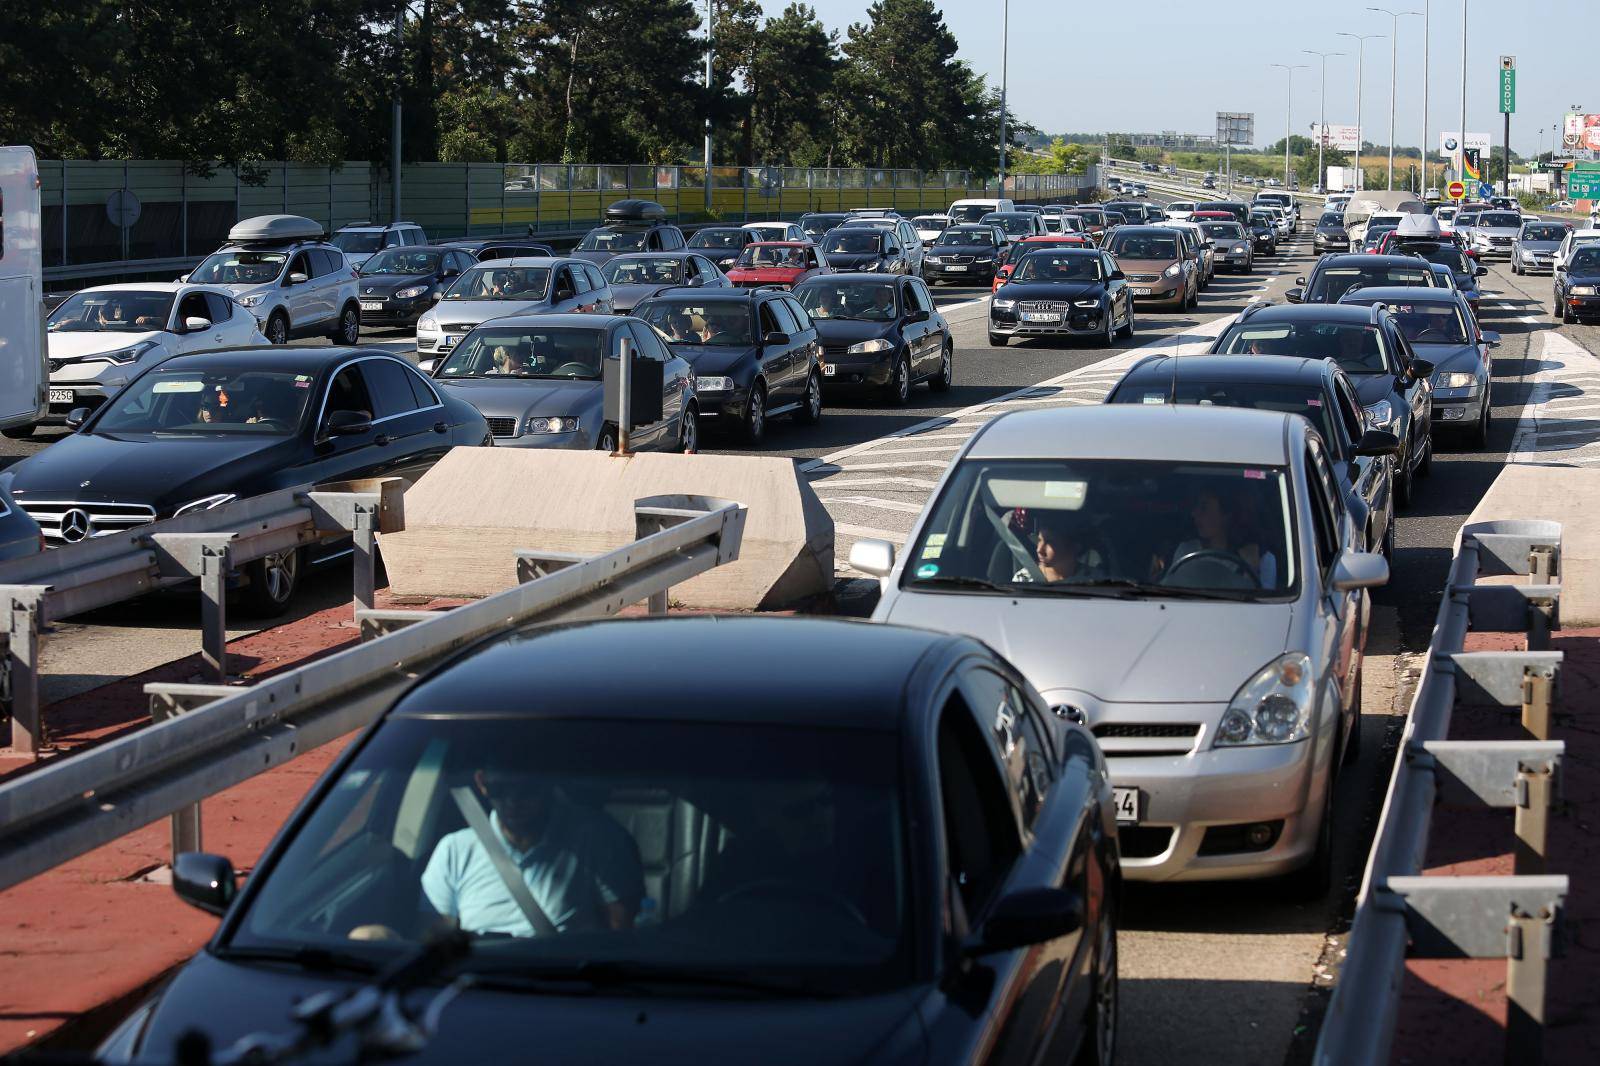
[
  {"x1": 382, "y1": 231, "x2": 402, "y2": 248},
  {"x1": 554, "y1": 268, "x2": 576, "y2": 300},
  {"x1": 584, "y1": 265, "x2": 607, "y2": 291},
  {"x1": 571, "y1": 266, "x2": 593, "y2": 295},
  {"x1": 1334, "y1": 377, "x2": 1365, "y2": 449},
  {"x1": 758, "y1": 301, "x2": 783, "y2": 338},
  {"x1": 403, "y1": 365, "x2": 441, "y2": 408},
  {"x1": 780, "y1": 295, "x2": 812, "y2": 332},
  {"x1": 668, "y1": 229, "x2": 686, "y2": 250},
  {"x1": 325, "y1": 365, "x2": 376, "y2": 421},
  {"x1": 627, "y1": 322, "x2": 669, "y2": 362},
  {"x1": 288, "y1": 251, "x2": 311, "y2": 281},
  {"x1": 363, "y1": 359, "x2": 424, "y2": 419},
  {"x1": 807, "y1": 247, "x2": 822, "y2": 269},
  {"x1": 204, "y1": 293, "x2": 235, "y2": 324},
  {"x1": 175, "y1": 292, "x2": 210, "y2": 323},
  {"x1": 768, "y1": 298, "x2": 799, "y2": 335},
  {"x1": 937, "y1": 692, "x2": 1023, "y2": 922},
  {"x1": 1311, "y1": 441, "x2": 1346, "y2": 520},
  {"x1": 906, "y1": 280, "x2": 934, "y2": 314},
  {"x1": 1304, "y1": 446, "x2": 1340, "y2": 572},
  {"x1": 695, "y1": 256, "x2": 719, "y2": 282},
  {"x1": 959, "y1": 667, "x2": 1052, "y2": 831}
]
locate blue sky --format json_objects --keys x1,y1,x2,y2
[{"x1": 754, "y1": 0, "x2": 1588, "y2": 154}]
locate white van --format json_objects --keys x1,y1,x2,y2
[
  {"x1": 0, "y1": 146, "x2": 46, "y2": 440},
  {"x1": 948, "y1": 198, "x2": 1016, "y2": 225}
]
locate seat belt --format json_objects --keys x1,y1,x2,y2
[{"x1": 448, "y1": 786, "x2": 559, "y2": 937}]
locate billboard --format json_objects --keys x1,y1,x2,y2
[
  {"x1": 1563, "y1": 113, "x2": 1600, "y2": 152},
  {"x1": 1312, "y1": 124, "x2": 1360, "y2": 151},
  {"x1": 1216, "y1": 112, "x2": 1255, "y2": 147},
  {"x1": 1439, "y1": 132, "x2": 1491, "y2": 155}
]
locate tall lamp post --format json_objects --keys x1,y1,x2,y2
[
  {"x1": 1337, "y1": 32, "x2": 1385, "y2": 191},
  {"x1": 997, "y1": 0, "x2": 1010, "y2": 193},
  {"x1": 1420, "y1": 1, "x2": 1431, "y2": 193},
  {"x1": 1367, "y1": 8, "x2": 1422, "y2": 190},
  {"x1": 1270, "y1": 64, "x2": 1308, "y2": 188},
  {"x1": 1303, "y1": 50, "x2": 1345, "y2": 193},
  {"x1": 703, "y1": 0, "x2": 715, "y2": 215}
]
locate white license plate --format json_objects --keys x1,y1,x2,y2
[
  {"x1": 1131, "y1": 287, "x2": 1153, "y2": 296},
  {"x1": 360, "y1": 300, "x2": 384, "y2": 312},
  {"x1": 1022, "y1": 311, "x2": 1060, "y2": 323},
  {"x1": 822, "y1": 364, "x2": 836, "y2": 377},
  {"x1": 943, "y1": 264, "x2": 968, "y2": 272},
  {"x1": 439, "y1": 335, "x2": 460, "y2": 349},
  {"x1": 48, "y1": 388, "x2": 74, "y2": 404},
  {"x1": 1112, "y1": 787, "x2": 1141, "y2": 825}
]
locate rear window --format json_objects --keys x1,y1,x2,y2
[
  {"x1": 1309, "y1": 264, "x2": 1433, "y2": 302},
  {"x1": 1521, "y1": 224, "x2": 1565, "y2": 242},
  {"x1": 1217, "y1": 320, "x2": 1392, "y2": 374},
  {"x1": 1112, "y1": 380, "x2": 1336, "y2": 447}
]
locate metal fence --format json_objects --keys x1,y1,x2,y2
[{"x1": 1314, "y1": 518, "x2": 1567, "y2": 1065}]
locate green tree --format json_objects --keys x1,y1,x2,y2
[{"x1": 1012, "y1": 136, "x2": 1089, "y2": 176}]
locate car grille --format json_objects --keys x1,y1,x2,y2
[
  {"x1": 1489, "y1": 236, "x2": 1513, "y2": 246},
  {"x1": 484, "y1": 416, "x2": 519, "y2": 438},
  {"x1": 1092, "y1": 722, "x2": 1202, "y2": 757},
  {"x1": 821, "y1": 344, "x2": 854, "y2": 359},
  {"x1": 1125, "y1": 272, "x2": 1160, "y2": 283},
  {"x1": 23, "y1": 500, "x2": 158, "y2": 544},
  {"x1": 1019, "y1": 301, "x2": 1068, "y2": 312},
  {"x1": 440, "y1": 323, "x2": 479, "y2": 333},
  {"x1": 935, "y1": 254, "x2": 976, "y2": 264},
  {"x1": 48, "y1": 359, "x2": 66, "y2": 373}
]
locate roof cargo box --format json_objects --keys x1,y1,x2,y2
[
  {"x1": 604, "y1": 199, "x2": 667, "y2": 225},
  {"x1": 1396, "y1": 213, "x2": 1443, "y2": 238},
  {"x1": 227, "y1": 214, "x2": 324, "y2": 244}
]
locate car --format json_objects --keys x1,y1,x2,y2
[
  {"x1": 1103, "y1": 226, "x2": 1198, "y2": 311},
  {"x1": 982, "y1": 211, "x2": 1048, "y2": 246},
  {"x1": 1553, "y1": 243, "x2": 1600, "y2": 324},
  {"x1": 1286, "y1": 253, "x2": 1442, "y2": 304},
  {"x1": 1201, "y1": 176, "x2": 1218, "y2": 189},
  {"x1": 1553, "y1": 227, "x2": 1600, "y2": 271},
  {"x1": 1360, "y1": 220, "x2": 1403, "y2": 254},
  {"x1": 1385, "y1": 232, "x2": 1486, "y2": 314},
  {"x1": 1451, "y1": 207, "x2": 1483, "y2": 253},
  {"x1": 355, "y1": 246, "x2": 476, "y2": 330},
  {"x1": 1101, "y1": 202, "x2": 1145, "y2": 225},
  {"x1": 1157, "y1": 220, "x2": 1215, "y2": 287},
  {"x1": 1247, "y1": 211, "x2": 1280, "y2": 255},
  {"x1": 686, "y1": 226, "x2": 757, "y2": 272},
  {"x1": 1264, "y1": 177, "x2": 1281, "y2": 187},
  {"x1": 818, "y1": 225, "x2": 912, "y2": 276},
  {"x1": 854, "y1": 403, "x2": 1388, "y2": 891},
  {"x1": 947, "y1": 197, "x2": 1016, "y2": 225},
  {"x1": 1106, "y1": 355, "x2": 1398, "y2": 560},
  {"x1": 742, "y1": 221, "x2": 805, "y2": 243},
  {"x1": 1209, "y1": 302, "x2": 1434, "y2": 507},
  {"x1": 600, "y1": 252, "x2": 731, "y2": 313},
  {"x1": 1254, "y1": 190, "x2": 1299, "y2": 224},
  {"x1": 113, "y1": 615, "x2": 1122, "y2": 1066},
  {"x1": 416, "y1": 257, "x2": 612, "y2": 355},
  {"x1": 1141, "y1": 161, "x2": 1159, "y2": 172},
  {"x1": 442, "y1": 239, "x2": 557, "y2": 263},
  {"x1": 0, "y1": 480, "x2": 43, "y2": 563},
  {"x1": 989, "y1": 247, "x2": 1134, "y2": 347},
  {"x1": 992, "y1": 234, "x2": 1095, "y2": 291},
  {"x1": 723, "y1": 241, "x2": 830, "y2": 290},
  {"x1": 571, "y1": 200, "x2": 687, "y2": 266},
  {"x1": 844, "y1": 216, "x2": 927, "y2": 273},
  {"x1": 1195, "y1": 219, "x2": 1254, "y2": 273},
  {"x1": 634, "y1": 288, "x2": 822, "y2": 441},
  {"x1": 1313, "y1": 210, "x2": 1351, "y2": 253},
  {"x1": 1193, "y1": 200, "x2": 1251, "y2": 230},
  {"x1": 430, "y1": 313, "x2": 698, "y2": 454},
  {"x1": 796, "y1": 212, "x2": 849, "y2": 243},
  {"x1": 1065, "y1": 207, "x2": 1109, "y2": 242},
  {"x1": 4, "y1": 347, "x2": 489, "y2": 611},
  {"x1": 792, "y1": 274, "x2": 951, "y2": 403},
  {"x1": 329, "y1": 221, "x2": 428, "y2": 269},
  {"x1": 1488, "y1": 196, "x2": 1520, "y2": 212},
  {"x1": 910, "y1": 213, "x2": 951, "y2": 244},
  {"x1": 1548, "y1": 199, "x2": 1575, "y2": 213},
  {"x1": 922, "y1": 224, "x2": 1005, "y2": 285},
  {"x1": 184, "y1": 215, "x2": 362, "y2": 347},
  {"x1": 1101, "y1": 211, "x2": 1128, "y2": 231},
  {"x1": 1164, "y1": 201, "x2": 1197, "y2": 221},
  {"x1": 1512, "y1": 221, "x2": 1569, "y2": 276},
  {"x1": 1432, "y1": 206, "x2": 1458, "y2": 229},
  {"x1": 42, "y1": 283, "x2": 267, "y2": 422},
  {"x1": 1338, "y1": 286, "x2": 1498, "y2": 446},
  {"x1": 1463, "y1": 209, "x2": 1521, "y2": 259},
  {"x1": 1257, "y1": 204, "x2": 1293, "y2": 238}
]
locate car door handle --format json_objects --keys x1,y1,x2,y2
[
  {"x1": 375, "y1": 433, "x2": 392, "y2": 446},
  {"x1": 433, "y1": 421, "x2": 448, "y2": 434}
]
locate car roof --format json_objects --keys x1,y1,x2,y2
[
  {"x1": 464, "y1": 256, "x2": 568, "y2": 268},
  {"x1": 1121, "y1": 354, "x2": 1330, "y2": 388},
  {"x1": 337, "y1": 221, "x2": 417, "y2": 232},
  {"x1": 81, "y1": 282, "x2": 198, "y2": 294},
  {"x1": 603, "y1": 250, "x2": 695, "y2": 259},
  {"x1": 460, "y1": 312, "x2": 618, "y2": 330},
  {"x1": 390, "y1": 616, "x2": 965, "y2": 729},
  {"x1": 1318, "y1": 253, "x2": 1434, "y2": 269},
  {"x1": 748, "y1": 240, "x2": 808, "y2": 247},
  {"x1": 1341, "y1": 285, "x2": 1464, "y2": 304},
  {"x1": 965, "y1": 404, "x2": 1294, "y2": 465},
  {"x1": 1238, "y1": 302, "x2": 1382, "y2": 325},
  {"x1": 640, "y1": 288, "x2": 770, "y2": 303},
  {"x1": 155, "y1": 345, "x2": 397, "y2": 372}
]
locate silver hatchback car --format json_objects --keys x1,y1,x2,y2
[
  {"x1": 852, "y1": 405, "x2": 1388, "y2": 891},
  {"x1": 415, "y1": 257, "x2": 613, "y2": 354}
]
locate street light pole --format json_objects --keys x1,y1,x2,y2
[
  {"x1": 1304, "y1": 50, "x2": 1345, "y2": 193},
  {"x1": 1270, "y1": 64, "x2": 1307, "y2": 188},
  {"x1": 391, "y1": 2, "x2": 404, "y2": 223},
  {"x1": 1367, "y1": 9, "x2": 1422, "y2": 191},
  {"x1": 1421, "y1": 0, "x2": 1430, "y2": 193},
  {"x1": 1458, "y1": 0, "x2": 1468, "y2": 186},
  {"x1": 704, "y1": 0, "x2": 715, "y2": 215},
  {"x1": 997, "y1": 0, "x2": 1010, "y2": 193},
  {"x1": 1338, "y1": 33, "x2": 1385, "y2": 191}
]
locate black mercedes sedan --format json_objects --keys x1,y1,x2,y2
[
  {"x1": 988, "y1": 248, "x2": 1133, "y2": 347},
  {"x1": 356, "y1": 246, "x2": 476, "y2": 329},
  {"x1": 793, "y1": 274, "x2": 951, "y2": 404},
  {"x1": 1554, "y1": 243, "x2": 1600, "y2": 323},
  {"x1": 98, "y1": 617, "x2": 1120, "y2": 1066},
  {"x1": 4, "y1": 347, "x2": 490, "y2": 612},
  {"x1": 921, "y1": 224, "x2": 1004, "y2": 285}
]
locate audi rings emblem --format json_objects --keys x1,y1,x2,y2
[{"x1": 59, "y1": 508, "x2": 92, "y2": 543}]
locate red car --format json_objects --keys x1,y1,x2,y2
[
  {"x1": 992, "y1": 234, "x2": 1094, "y2": 291},
  {"x1": 723, "y1": 241, "x2": 830, "y2": 289}
]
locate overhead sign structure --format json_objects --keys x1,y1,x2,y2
[
  {"x1": 1216, "y1": 112, "x2": 1255, "y2": 147},
  {"x1": 1498, "y1": 56, "x2": 1516, "y2": 115},
  {"x1": 1312, "y1": 124, "x2": 1360, "y2": 151},
  {"x1": 1447, "y1": 180, "x2": 1465, "y2": 201}
]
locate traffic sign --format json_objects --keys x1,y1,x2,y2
[
  {"x1": 1498, "y1": 56, "x2": 1516, "y2": 114},
  {"x1": 1447, "y1": 180, "x2": 1465, "y2": 201},
  {"x1": 1478, "y1": 182, "x2": 1495, "y2": 200},
  {"x1": 105, "y1": 188, "x2": 141, "y2": 229},
  {"x1": 1568, "y1": 173, "x2": 1600, "y2": 199}
]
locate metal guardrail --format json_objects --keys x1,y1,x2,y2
[
  {"x1": 0, "y1": 493, "x2": 745, "y2": 893},
  {"x1": 1315, "y1": 518, "x2": 1568, "y2": 1066}
]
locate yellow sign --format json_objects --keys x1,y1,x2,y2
[{"x1": 1447, "y1": 180, "x2": 1466, "y2": 201}]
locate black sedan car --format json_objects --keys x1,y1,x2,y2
[
  {"x1": 686, "y1": 226, "x2": 757, "y2": 272},
  {"x1": 1554, "y1": 243, "x2": 1600, "y2": 323},
  {"x1": 1388, "y1": 238, "x2": 1486, "y2": 316},
  {"x1": 356, "y1": 246, "x2": 476, "y2": 329},
  {"x1": 989, "y1": 248, "x2": 1133, "y2": 347},
  {"x1": 444, "y1": 239, "x2": 557, "y2": 263},
  {"x1": 797, "y1": 211, "x2": 849, "y2": 243},
  {"x1": 600, "y1": 252, "x2": 730, "y2": 313},
  {"x1": 1286, "y1": 253, "x2": 1441, "y2": 305},
  {"x1": 792, "y1": 274, "x2": 951, "y2": 404},
  {"x1": 1247, "y1": 211, "x2": 1279, "y2": 255},
  {"x1": 101, "y1": 617, "x2": 1121, "y2": 1066},
  {"x1": 1208, "y1": 303, "x2": 1434, "y2": 507},
  {"x1": 4, "y1": 347, "x2": 490, "y2": 612},
  {"x1": 922, "y1": 224, "x2": 1004, "y2": 285},
  {"x1": 818, "y1": 227, "x2": 911, "y2": 276},
  {"x1": 635, "y1": 288, "x2": 822, "y2": 442},
  {"x1": 1107, "y1": 354, "x2": 1399, "y2": 559}
]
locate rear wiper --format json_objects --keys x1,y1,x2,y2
[{"x1": 214, "y1": 943, "x2": 382, "y2": 975}]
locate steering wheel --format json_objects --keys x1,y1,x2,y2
[
  {"x1": 1161, "y1": 548, "x2": 1260, "y2": 588},
  {"x1": 551, "y1": 361, "x2": 593, "y2": 377},
  {"x1": 715, "y1": 880, "x2": 870, "y2": 927}
]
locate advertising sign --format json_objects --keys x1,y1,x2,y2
[
  {"x1": 1563, "y1": 114, "x2": 1600, "y2": 152},
  {"x1": 1461, "y1": 148, "x2": 1482, "y2": 184},
  {"x1": 1439, "y1": 132, "x2": 1492, "y2": 156},
  {"x1": 1216, "y1": 112, "x2": 1255, "y2": 147},
  {"x1": 1312, "y1": 124, "x2": 1360, "y2": 151},
  {"x1": 1499, "y1": 56, "x2": 1516, "y2": 115}
]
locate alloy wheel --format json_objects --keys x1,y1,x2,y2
[
  {"x1": 745, "y1": 386, "x2": 767, "y2": 441},
  {"x1": 266, "y1": 314, "x2": 288, "y2": 345},
  {"x1": 261, "y1": 550, "x2": 298, "y2": 605},
  {"x1": 339, "y1": 306, "x2": 360, "y2": 344},
  {"x1": 678, "y1": 405, "x2": 698, "y2": 453}
]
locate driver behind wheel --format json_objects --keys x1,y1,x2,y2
[
  {"x1": 1013, "y1": 512, "x2": 1105, "y2": 583},
  {"x1": 1157, "y1": 485, "x2": 1277, "y2": 587}
]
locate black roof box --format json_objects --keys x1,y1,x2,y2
[{"x1": 605, "y1": 199, "x2": 667, "y2": 225}]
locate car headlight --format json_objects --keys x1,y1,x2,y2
[
  {"x1": 1072, "y1": 298, "x2": 1102, "y2": 308},
  {"x1": 418, "y1": 314, "x2": 437, "y2": 330},
  {"x1": 1571, "y1": 285, "x2": 1598, "y2": 296},
  {"x1": 1163, "y1": 263, "x2": 1182, "y2": 278},
  {"x1": 1434, "y1": 371, "x2": 1476, "y2": 389},
  {"x1": 238, "y1": 293, "x2": 266, "y2": 309},
  {"x1": 992, "y1": 298, "x2": 1016, "y2": 310},
  {"x1": 974, "y1": 256, "x2": 995, "y2": 264},
  {"x1": 926, "y1": 255, "x2": 943, "y2": 264},
  {"x1": 393, "y1": 285, "x2": 428, "y2": 300},
  {"x1": 525, "y1": 415, "x2": 580, "y2": 434},
  {"x1": 847, "y1": 338, "x2": 894, "y2": 354},
  {"x1": 696, "y1": 376, "x2": 734, "y2": 392},
  {"x1": 173, "y1": 493, "x2": 238, "y2": 517},
  {"x1": 85, "y1": 340, "x2": 160, "y2": 366},
  {"x1": 1215, "y1": 652, "x2": 1315, "y2": 747},
  {"x1": 1233, "y1": 243, "x2": 1249, "y2": 253},
  {"x1": 1364, "y1": 398, "x2": 1397, "y2": 431}
]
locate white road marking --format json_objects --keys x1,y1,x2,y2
[
  {"x1": 834, "y1": 522, "x2": 907, "y2": 542},
  {"x1": 1508, "y1": 329, "x2": 1600, "y2": 464},
  {"x1": 815, "y1": 495, "x2": 927, "y2": 514}
]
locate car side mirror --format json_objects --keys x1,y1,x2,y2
[
  {"x1": 906, "y1": 309, "x2": 930, "y2": 323},
  {"x1": 1476, "y1": 265, "x2": 1488, "y2": 276},
  {"x1": 1482, "y1": 331, "x2": 1501, "y2": 347},
  {"x1": 431, "y1": 291, "x2": 443, "y2": 303},
  {"x1": 686, "y1": 275, "x2": 703, "y2": 286},
  {"x1": 964, "y1": 887, "x2": 1085, "y2": 956},
  {"x1": 1331, "y1": 548, "x2": 1390, "y2": 592},
  {"x1": 441, "y1": 268, "x2": 459, "y2": 279},
  {"x1": 324, "y1": 409, "x2": 373, "y2": 437},
  {"x1": 417, "y1": 358, "x2": 440, "y2": 374},
  {"x1": 1285, "y1": 287, "x2": 1304, "y2": 304},
  {"x1": 847, "y1": 538, "x2": 896, "y2": 578},
  {"x1": 1109, "y1": 269, "x2": 1126, "y2": 281},
  {"x1": 1295, "y1": 276, "x2": 1307, "y2": 286},
  {"x1": 763, "y1": 331, "x2": 791, "y2": 346},
  {"x1": 65, "y1": 407, "x2": 90, "y2": 429},
  {"x1": 173, "y1": 852, "x2": 237, "y2": 916},
  {"x1": 286, "y1": 272, "x2": 309, "y2": 285},
  {"x1": 1408, "y1": 357, "x2": 1436, "y2": 381},
  {"x1": 183, "y1": 316, "x2": 212, "y2": 333},
  {"x1": 1354, "y1": 428, "x2": 1401, "y2": 458},
  {"x1": 555, "y1": 287, "x2": 575, "y2": 302}
]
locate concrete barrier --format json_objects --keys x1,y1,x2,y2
[
  {"x1": 379, "y1": 448, "x2": 833, "y2": 610},
  {"x1": 1467, "y1": 464, "x2": 1600, "y2": 624}
]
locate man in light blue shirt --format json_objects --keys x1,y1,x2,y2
[{"x1": 421, "y1": 771, "x2": 643, "y2": 937}]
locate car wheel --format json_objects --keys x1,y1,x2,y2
[
  {"x1": 265, "y1": 311, "x2": 289, "y2": 345},
  {"x1": 241, "y1": 548, "x2": 300, "y2": 617},
  {"x1": 1102, "y1": 308, "x2": 1116, "y2": 347},
  {"x1": 1074, "y1": 921, "x2": 1118, "y2": 1066},
  {"x1": 596, "y1": 425, "x2": 618, "y2": 452},
  {"x1": 929, "y1": 343, "x2": 953, "y2": 392},
  {"x1": 1, "y1": 423, "x2": 36, "y2": 440},
  {"x1": 743, "y1": 383, "x2": 768, "y2": 442},
  {"x1": 794, "y1": 372, "x2": 823, "y2": 425},
  {"x1": 882, "y1": 356, "x2": 911, "y2": 406},
  {"x1": 331, "y1": 303, "x2": 360, "y2": 344},
  {"x1": 1343, "y1": 669, "x2": 1364, "y2": 766},
  {"x1": 1117, "y1": 303, "x2": 1134, "y2": 339},
  {"x1": 676, "y1": 403, "x2": 699, "y2": 453},
  {"x1": 988, "y1": 332, "x2": 1008, "y2": 347},
  {"x1": 1283, "y1": 772, "x2": 1337, "y2": 900},
  {"x1": 1471, "y1": 394, "x2": 1491, "y2": 447},
  {"x1": 1417, "y1": 432, "x2": 1434, "y2": 477},
  {"x1": 1394, "y1": 439, "x2": 1415, "y2": 508}
]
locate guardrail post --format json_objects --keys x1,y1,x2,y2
[
  {"x1": 1514, "y1": 763, "x2": 1555, "y2": 875},
  {"x1": 148, "y1": 684, "x2": 235, "y2": 859},
  {"x1": 1521, "y1": 665, "x2": 1555, "y2": 740},
  {"x1": 2, "y1": 587, "x2": 48, "y2": 754},
  {"x1": 1506, "y1": 904, "x2": 1556, "y2": 1065},
  {"x1": 1529, "y1": 545, "x2": 1555, "y2": 585},
  {"x1": 149, "y1": 534, "x2": 237, "y2": 681}
]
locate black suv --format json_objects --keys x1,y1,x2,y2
[
  {"x1": 572, "y1": 200, "x2": 687, "y2": 266},
  {"x1": 1286, "y1": 253, "x2": 1442, "y2": 304}
]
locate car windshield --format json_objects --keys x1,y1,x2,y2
[
  {"x1": 799, "y1": 215, "x2": 846, "y2": 239},
  {"x1": 984, "y1": 214, "x2": 1035, "y2": 236},
  {"x1": 1569, "y1": 247, "x2": 1600, "y2": 272},
  {"x1": 794, "y1": 280, "x2": 897, "y2": 321},
  {"x1": 226, "y1": 715, "x2": 909, "y2": 995},
  {"x1": 1480, "y1": 213, "x2": 1519, "y2": 228},
  {"x1": 577, "y1": 227, "x2": 649, "y2": 252},
  {"x1": 1201, "y1": 223, "x2": 1244, "y2": 240},
  {"x1": 48, "y1": 290, "x2": 174, "y2": 333},
  {"x1": 1521, "y1": 225, "x2": 1565, "y2": 242},
  {"x1": 92, "y1": 366, "x2": 315, "y2": 435},
  {"x1": 913, "y1": 216, "x2": 948, "y2": 231},
  {"x1": 824, "y1": 231, "x2": 884, "y2": 254},
  {"x1": 1319, "y1": 213, "x2": 1343, "y2": 227},
  {"x1": 1112, "y1": 382, "x2": 1336, "y2": 449},
  {"x1": 1456, "y1": 213, "x2": 1480, "y2": 227},
  {"x1": 905, "y1": 458, "x2": 1296, "y2": 598},
  {"x1": 442, "y1": 266, "x2": 551, "y2": 302},
  {"x1": 933, "y1": 228, "x2": 995, "y2": 248},
  {"x1": 435, "y1": 326, "x2": 604, "y2": 379},
  {"x1": 1343, "y1": 299, "x2": 1469, "y2": 344},
  {"x1": 1107, "y1": 233, "x2": 1179, "y2": 259},
  {"x1": 737, "y1": 245, "x2": 806, "y2": 268},
  {"x1": 332, "y1": 232, "x2": 384, "y2": 254},
  {"x1": 1014, "y1": 254, "x2": 1102, "y2": 283},
  {"x1": 604, "y1": 257, "x2": 683, "y2": 285},
  {"x1": 1310, "y1": 265, "x2": 1432, "y2": 302},
  {"x1": 637, "y1": 300, "x2": 754, "y2": 345},
  {"x1": 688, "y1": 229, "x2": 745, "y2": 249},
  {"x1": 360, "y1": 250, "x2": 442, "y2": 276},
  {"x1": 1251, "y1": 214, "x2": 1275, "y2": 226},
  {"x1": 189, "y1": 250, "x2": 286, "y2": 285},
  {"x1": 1217, "y1": 320, "x2": 1392, "y2": 374},
  {"x1": 949, "y1": 204, "x2": 993, "y2": 224}
]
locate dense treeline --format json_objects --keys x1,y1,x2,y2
[{"x1": 0, "y1": 0, "x2": 1026, "y2": 173}]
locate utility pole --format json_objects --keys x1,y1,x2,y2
[
  {"x1": 997, "y1": 0, "x2": 1010, "y2": 193},
  {"x1": 391, "y1": 2, "x2": 404, "y2": 223},
  {"x1": 1304, "y1": 50, "x2": 1344, "y2": 192},
  {"x1": 1421, "y1": 0, "x2": 1431, "y2": 193},
  {"x1": 1270, "y1": 64, "x2": 1307, "y2": 188},
  {"x1": 1458, "y1": 0, "x2": 1468, "y2": 185},
  {"x1": 704, "y1": 0, "x2": 715, "y2": 215},
  {"x1": 1339, "y1": 33, "x2": 1385, "y2": 192},
  {"x1": 1368, "y1": 9, "x2": 1422, "y2": 191}
]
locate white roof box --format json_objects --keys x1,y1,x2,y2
[
  {"x1": 1396, "y1": 213, "x2": 1442, "y2": 238},
  {"x1": 227, "y1": 214, "x2": 324, "y2": 244}
]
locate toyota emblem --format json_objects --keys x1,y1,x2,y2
[{"x1": 59, "y1": 508, "x2": 92, "y2": 543}]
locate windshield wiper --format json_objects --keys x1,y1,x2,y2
[
  {"x1": 907, "y1": 574, "x2": 1014, "y2": 592},
  {"x1": 1045, "y1": 578, "x2": 1264, "y2": 602},
  {"x1": 214, "y1": 943, "x2": 383, "y2": 975},
  {"x1": 466, "y1": 959, "x2": 837, "y2": 999}
]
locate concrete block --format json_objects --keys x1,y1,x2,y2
[
  {"x1": 1466, "y1": 465, "x2": 1600, "y2": 624},
  {"x1": 379, "y1": 447, "x2": 833, "y2": 610}
]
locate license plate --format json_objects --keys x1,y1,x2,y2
[
  {"x1": 48, "y1": 388, "x2": 73, "y2": 404},
  {"x1": 944, "y1": 264, "x2": 968, "y2": 272},
  {"x1": 1131, "y1": 287, "x2": 1153, "y2": 296},
  {"x1": 1022, "y1": 311, "x2": 1060, "y2": 323},
  {"x1": 360, "y1": 300, "x2": 384, "y2": 312},
  {"x1": 439, "y1": 335, "x2": 460, "y2": 349},
  {"x1": 822, "y1": 364, "x2": 836, "y2": 377},
  {"x1": 1112, "y1": 787, "x2": 1141, "y2": 825}
]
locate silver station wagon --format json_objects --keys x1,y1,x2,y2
[{"x1": 853, "y1": 404, "x2": 1388, "y2": 892}]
